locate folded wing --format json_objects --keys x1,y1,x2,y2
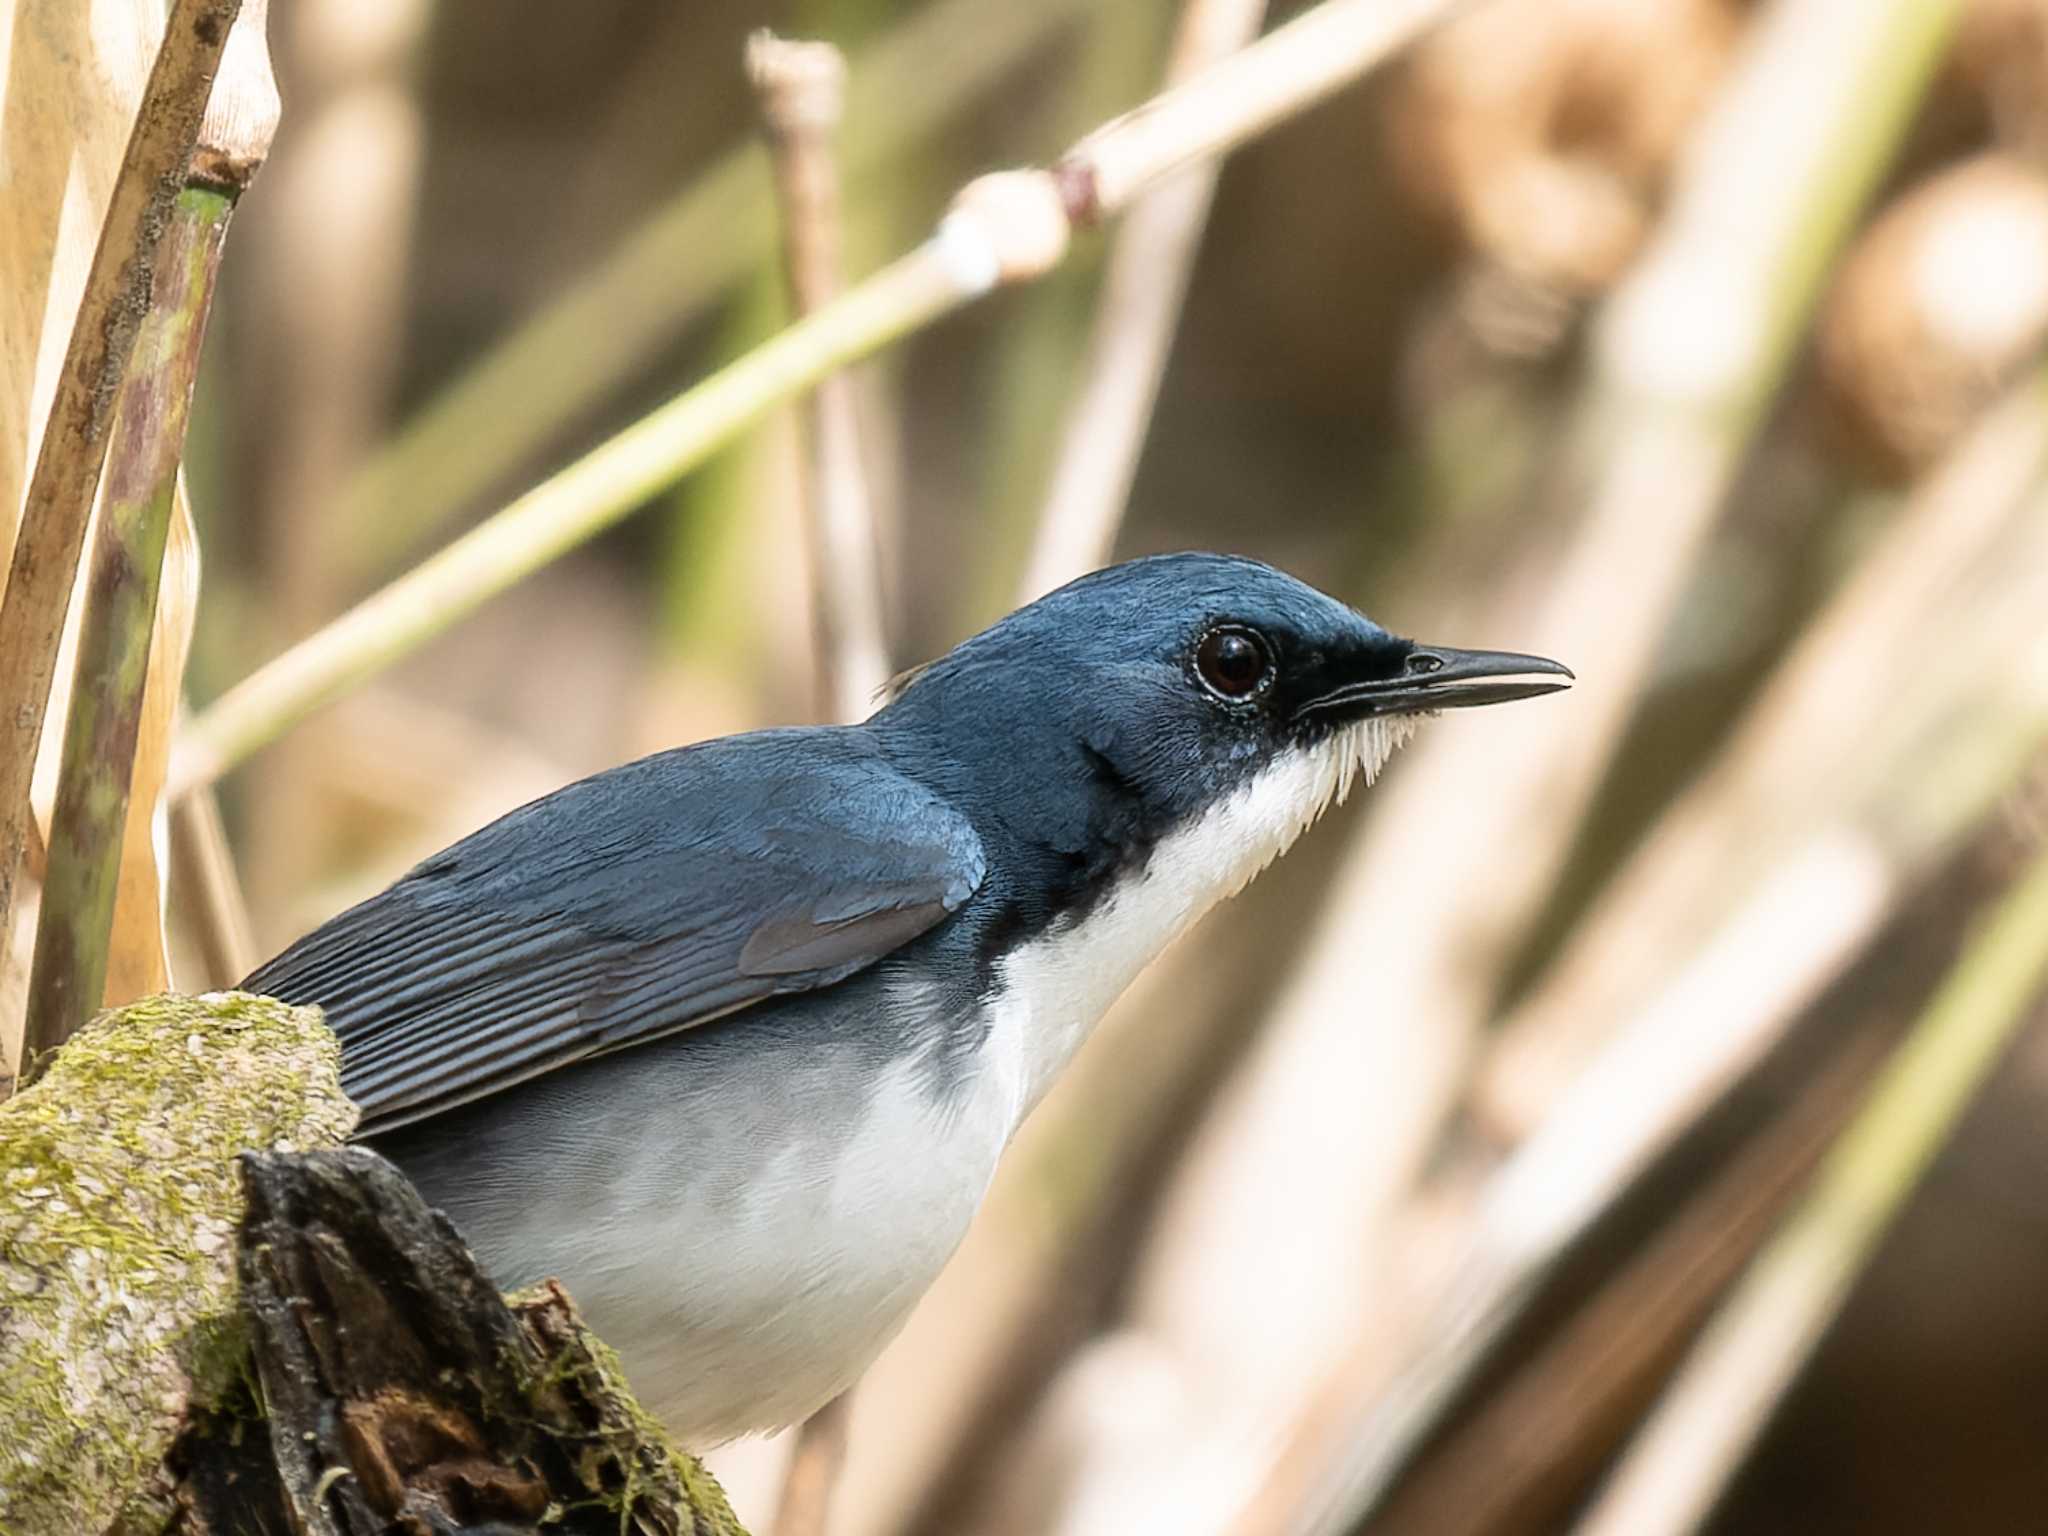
[{"x1": 244, "y1": 729, "x2": 987, "y2": 1134}]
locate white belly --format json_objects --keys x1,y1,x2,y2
[{"x1": 473, "y1": 1037, "x2": 1019, "y2": 1446}]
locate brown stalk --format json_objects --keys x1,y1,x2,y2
[
  {"x1": 750, "y1": 31, "x2": 892, "y2": 726},
  {"x1": 1360, "y1": 1043, "x2": 1877, "y2": 1536},
  {"x1": 19, "y1": 1, "x2": 273, "y2": 1079},
  {"x1": 0, "y1": 0, "x2": 241, "y2": 961},
  {"x1": 1574, "y1": 817, "x2": 2048, "y2": 1536}
]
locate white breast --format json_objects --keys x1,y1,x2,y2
[{"x1": 972, "y1": 716, "x2": 1415, "y2": 1129}]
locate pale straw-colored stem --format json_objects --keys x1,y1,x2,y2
[
  {"x1": 751, "y1": 32, "x2": 892, "y2": 724},
  {"x1": 20, "y1": 0, "x2": 274, "y2": 1078}
]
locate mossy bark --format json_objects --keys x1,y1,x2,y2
[
  {"x1": 0, "y1": 991, "x2": 747, "y2": 1535},
  {"x1": 0, "y1": 991, "x2": 355, "y2": 1533}
]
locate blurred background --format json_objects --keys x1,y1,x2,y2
[{"x1": 23, "y1": 0, "x2": 2048, "y2": 1531}]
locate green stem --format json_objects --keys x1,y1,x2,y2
[{"x1": 21, "y1": 189, "x2": 233, "y2": 1077}]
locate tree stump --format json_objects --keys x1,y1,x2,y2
[{"x1": 0, "y1": 991, "x2": 747, "y2": 1536}]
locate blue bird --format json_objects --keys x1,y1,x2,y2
[{"x1": 244, "y1": 552, "x2": 1569, "y2": 1445}]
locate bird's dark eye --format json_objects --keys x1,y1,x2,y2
[{"x1": 1194, "y1": 626, "x2": 1273, "y2": 700}]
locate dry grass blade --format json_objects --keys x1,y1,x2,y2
[
  {"x1": 0, "y1": 0, "x2": 242, "y2": 962},
  {"x1": 101, "y1": 478, "x2": 202, "y2": 1007},
  {"x1": 167, "y1": 772, "x2": 258, "y2": 989},
  {"x1": 1572, "y1": 838, "x2": 2048, "y2": 1536},
  {"x1": 748, "y1": 33, "x2": 890, "y2": 1535}
]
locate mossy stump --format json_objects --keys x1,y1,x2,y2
[
  {"x1": 0, "y1": 992, "x2": 353, "y2": 1533},
  {"x1": 0, "y1": 991, "x2": 747, "y2": 1536}
]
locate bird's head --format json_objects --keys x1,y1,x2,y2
[{"x1": 876, "y1": 553, "x2": 1571, "y2": 924}]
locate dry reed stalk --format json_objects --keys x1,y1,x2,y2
[
  {"x1": 18, "y1": 0, "x2": 276, "y2": 1077},
  {"x1": 746, "y1": 33, "x2": 894, "y2": 1536},
  {"x1": 0, "y1": 0, "x2": 241, "y2": 967},
  {"x1": 1312, "y1": 1041, "x2": 1880, "y2": 1536},
  {"x1": 168, "y1": 779, "x2": 258, "y2": 987}
]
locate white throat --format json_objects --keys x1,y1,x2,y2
[{"x1": 978, "y1": 716, "x2": 1417, "y2": 1126}]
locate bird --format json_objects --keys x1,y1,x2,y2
[{"x1": 243, "y1": 552, "x2": 1570, "y2": 1446}]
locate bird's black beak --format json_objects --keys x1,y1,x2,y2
[{"x1": 1299, "y1": 644, "x2": 1574, "y2": 719}]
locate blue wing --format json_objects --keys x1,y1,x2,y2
[{"x1": 244, "y1": 728, "x2": 987, "y2": 1134}]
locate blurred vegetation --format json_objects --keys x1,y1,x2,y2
[{"x1": 5, "y1": 0, "x2": 2048, "y2": 1533}]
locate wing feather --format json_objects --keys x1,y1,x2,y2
[{"x1": 244, "y1": 730, "x2": 986, "y2": 1134}]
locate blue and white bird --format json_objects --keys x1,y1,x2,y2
[{"x1": 245, "y1": 552, "x2": 1569, "y2": 1445}]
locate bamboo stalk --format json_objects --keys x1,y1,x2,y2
[
  {"x1": 21, "y1": 1, "x2": 275, "y2": 1078},
  {"x1": 1572, "y1": 836, "x2": 2048, "y2": 1536},
  {"x1": 1018, "y1": 0, "x2": 1270, "y2": 604},
  {"x1": 0, "y1": 0, "x2": 241, "y2": 961},
  {"x1": 170, "y1": 0, "x2": 1466, "y2": 795}
]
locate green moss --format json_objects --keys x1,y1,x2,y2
[
  {"x1": 0, "y1": 991, "x2": 356, "y2": 1535},
  {"x1": 509, "y1": 1284, "x2": 747, "y2": 1535}
]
